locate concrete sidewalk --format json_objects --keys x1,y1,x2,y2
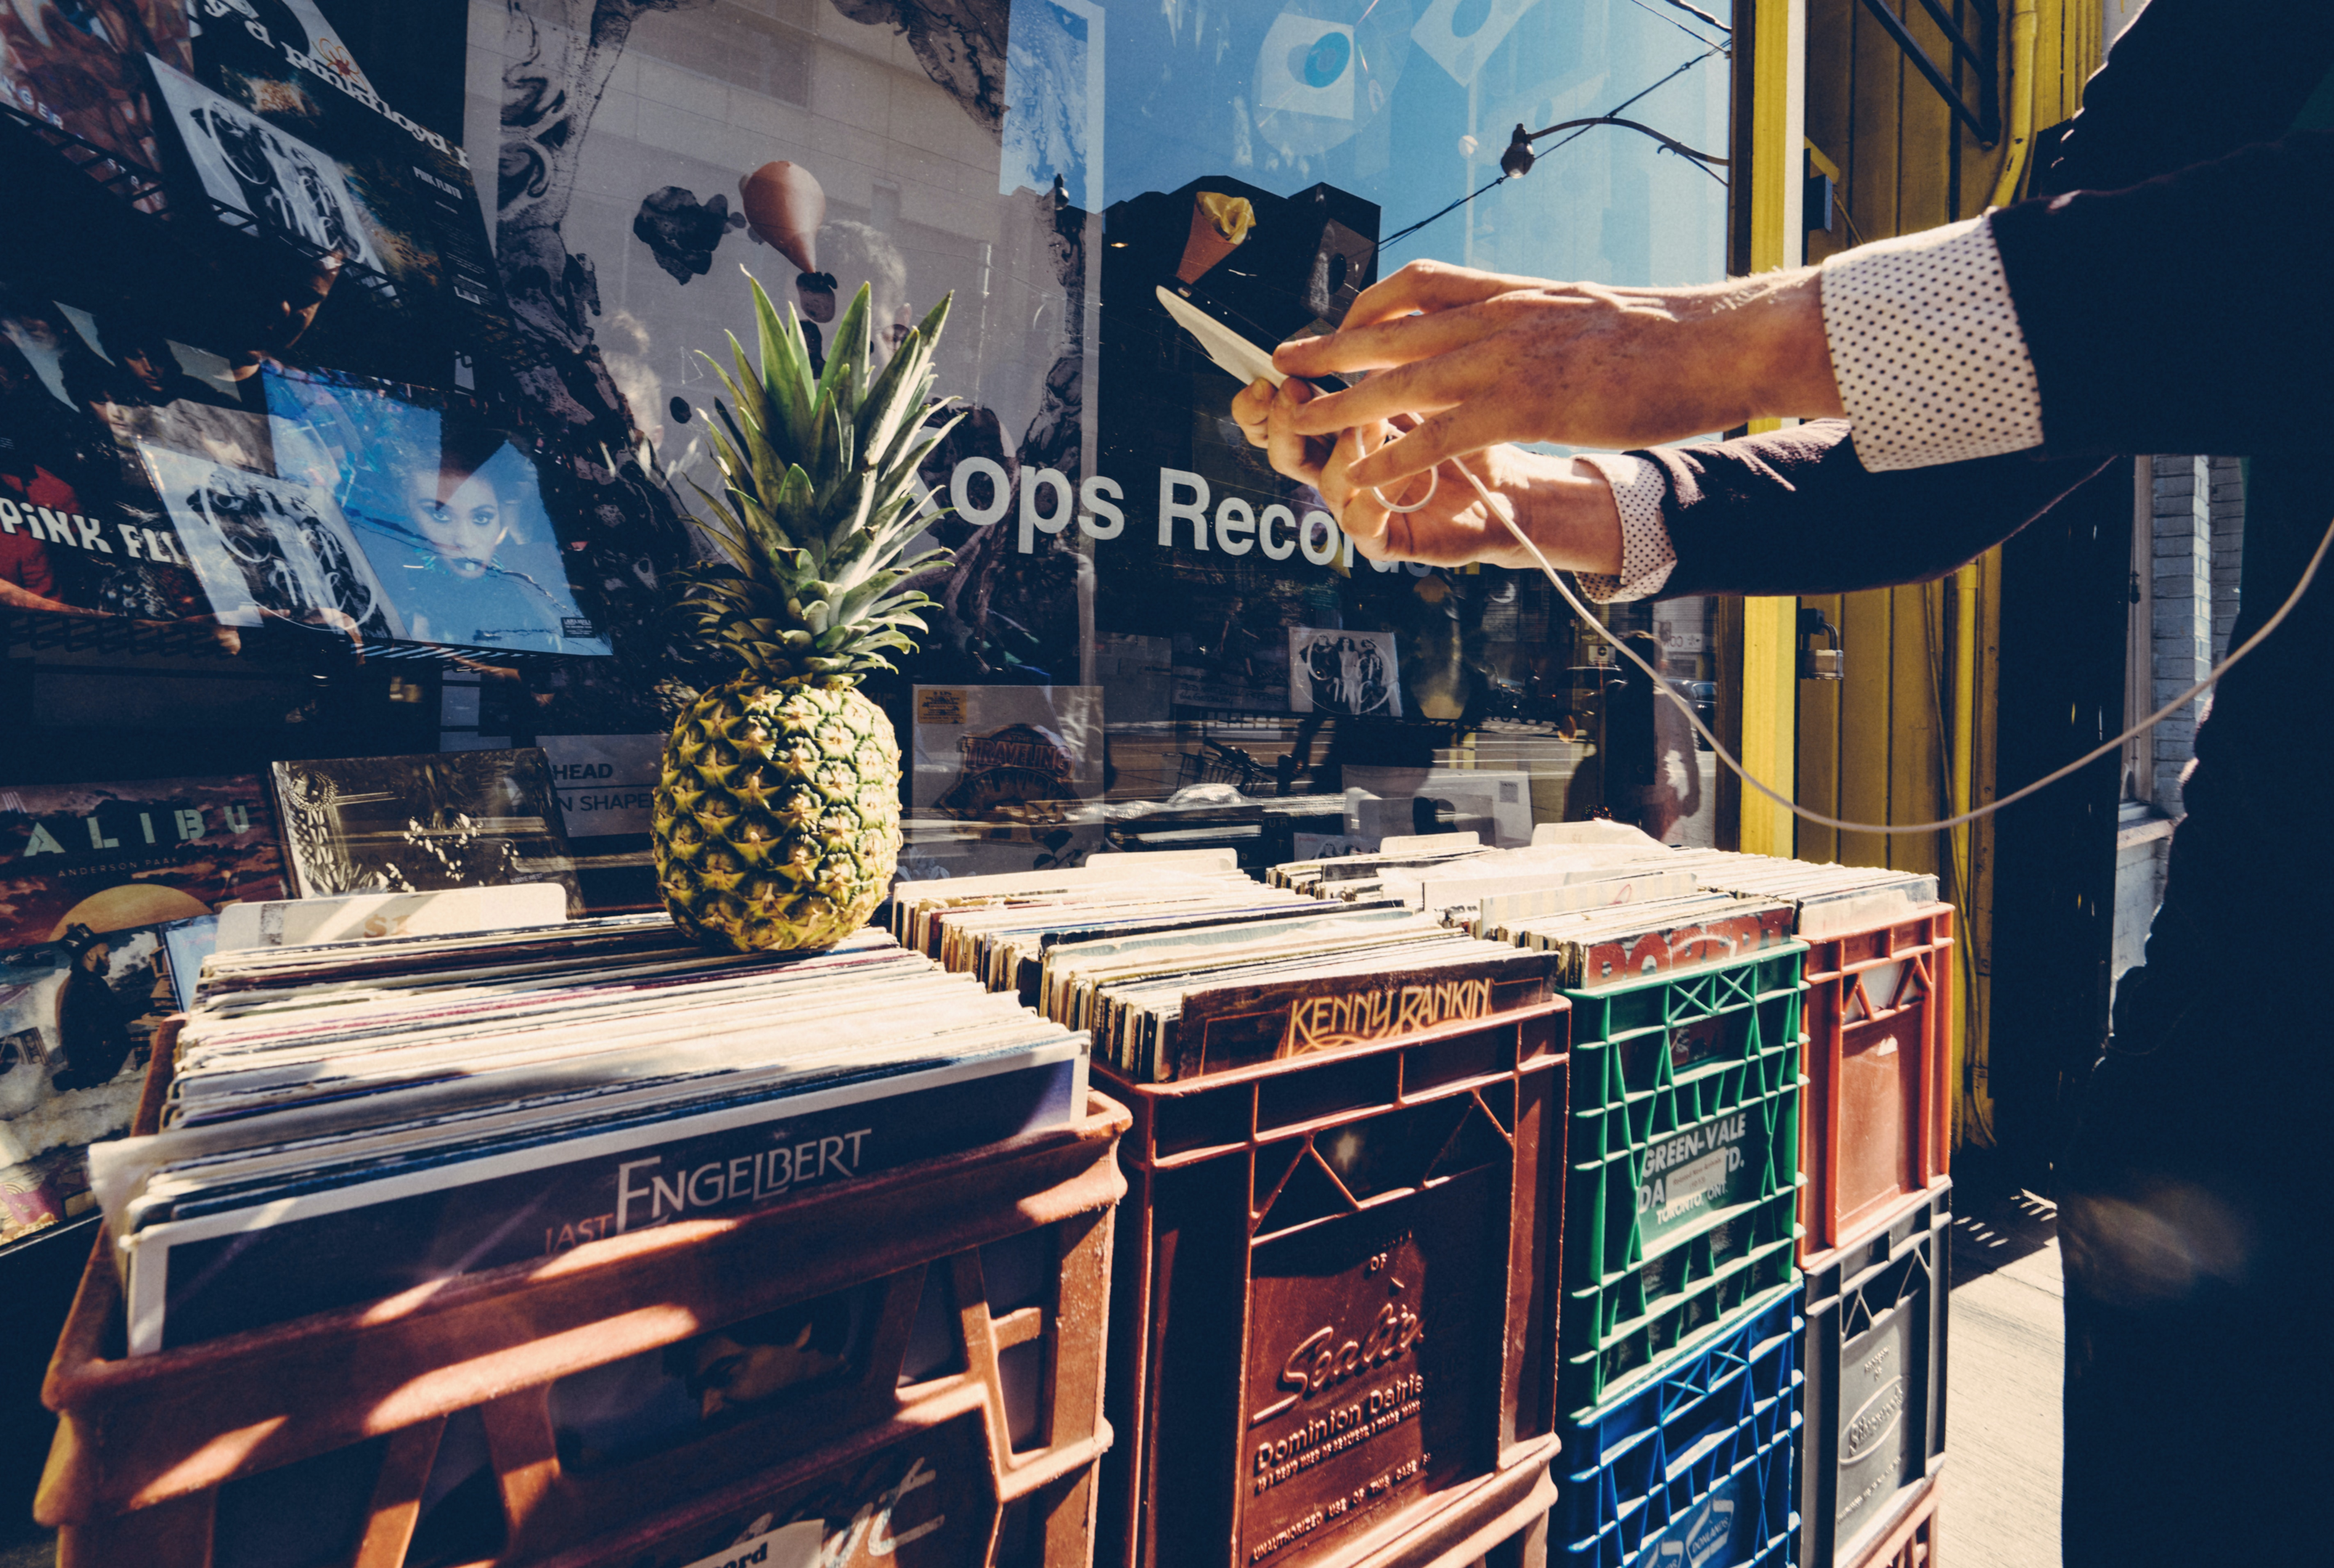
[{"x1": 1944, "y1": 1189, "x2": 2065, "y2": 1568}]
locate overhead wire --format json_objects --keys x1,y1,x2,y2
[
  {"x1": 1406, "y1": 462, "x2": 2334, "y2": 837},
  {"x1": 1382, "y1": 43, "x2": 1727, "y2": 253},
  {"x1": 1652, "y1": 0, "x2": 1731, "y2": 31},
  {"x1": 1624, "y1": 0, "x2": 1731, "y2": 52}
]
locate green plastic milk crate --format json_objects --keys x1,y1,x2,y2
[{"x1": 1560, "y1": 947, "x2": 1808, "y2": 1421}]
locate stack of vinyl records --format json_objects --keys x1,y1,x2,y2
[
  {"x1": 89, "y1": 913, "x2": 1088, "y2": 1356},
  {"x1": 1266, "y1": 838, "x2": 1494, "y2": 902},
  {"x1": 897, "y1": 861, "x2": 1555, "y2": 1083},
  {"x1": 1273, "y1": 830, "x2": 1938, "y2": 937},
  {"x1": 1479, "y1": 891, "x2": 1798, "y2": 988},
  {"x1": 1265, "y1": 829, "x2": 1961, "y2": 987},
  {"x1": 1653, "y1": 849, "x2": 1939, "y2": 939}
]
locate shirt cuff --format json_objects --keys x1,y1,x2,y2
[
  {"x1": 1571, "y1": 453, "x2": 1676, "y2": 603},
  {"x1": 1820, "y1": 213, "x2": 2044, "y2": 473}
]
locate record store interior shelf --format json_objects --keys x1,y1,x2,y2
[
  {"x1": 1560, "y1": 948, "x2": 1807, "y2": 1421},
  {"x1": 38, "y1": 1025, "x2": 1133, "y2": 1568},
  {"x1": 1094, "y1": 1003, "x2": 1567, "y2": 1568},
  {"x1": 1797, "y1": 907, "x2": 1954, "y2": 1270}
]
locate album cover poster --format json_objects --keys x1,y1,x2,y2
[
  {"x1": 147, "y1": 54, "x2": 387, "y2": 274},
  {"x1": 0, "y1": 1, "x2": 191, "y2": 179},
  {"x1": 1, "y1": 936, "x2": 158, "y2": 1242},
  {"x1": 0, "y1": 776, "x2": 286, "y2": 951},
  {"x1": 155, "y1": 913, "x2": 218, "y2": 1012},
  {"x1": 272, "y1": 748, "x2": 584, "y2": 913},
  {"x1": 139, "y1": 441, "x2": 403, "y2": 636},
  {"x1": 910, "y1": 686, "x2": 1103, "y2": 820},
  {"x1": 0, "y1": 296, "x2": 216, "y2": 620},
  {"x1": 539, "y1": 735, "x2": 662, "y2": 842},
  {"x1": 0, "y1": 774, "x2": 283, "y2": 1244},
  {"x1": 173, "y1": 3, "x2": 510, "y2": 351},
  {"x1": 266, "y1": 367, "x2": 608, "y2": 654},
  {"x1": 1288, "y1": 626, "x2": 1402, "y2": 718},
  {"x1": 539, "y1": 732, "x2": 660, "y2": 911}
]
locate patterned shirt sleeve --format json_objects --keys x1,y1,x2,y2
[
  {"x1": 1572, "y1": 453, "x2": 1676, "y2": 603},
  {"x1": 1819, "y1": 213, "x2": 2044, "y2": 472}
]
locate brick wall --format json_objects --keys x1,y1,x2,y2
[
  {"x1": 2141, "y1": 455, "x2": 2245, "y2": 814},
  {"x1": 2149, "y1": 456, "x2": 2211, "y2": 813},
  {"x1": 2208, "y1": 456, "x2": 2244, "y2": 662}
]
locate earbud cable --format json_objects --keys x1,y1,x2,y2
[{"x1": 1421, "y1": 461, "x2": 2334, "y2": 836}]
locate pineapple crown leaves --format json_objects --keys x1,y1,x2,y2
[{"x1": 671, "y1": 274, "x2": 963, "y2": 683}]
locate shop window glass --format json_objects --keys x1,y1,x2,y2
[{"x1": 0, "y1": 0, "x2": 1730, "y2": 866}]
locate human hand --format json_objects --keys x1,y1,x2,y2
[
  {"x1": 1230, "y1": 375, "x2": 1623, "y2": 574},
  {"x1": 1268, "y1": 260, "x2": 1841, "y2": 493}
]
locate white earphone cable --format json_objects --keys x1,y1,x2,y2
[{"x1": 1419, "y1": 461, "x2": 2334, "y2": 836}]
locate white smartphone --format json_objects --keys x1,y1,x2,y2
[{"x1": 1156, "y1": 285, "x2": 1349, "y2": 392}]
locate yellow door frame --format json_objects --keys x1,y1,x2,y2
[{"x1": 1734, "y1": 0, "x2": 1805, "y2": 857}]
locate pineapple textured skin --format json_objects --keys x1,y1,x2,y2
[
  {"x1": 652, "y1": 274, "x2": 955, "y2": 953},
  {"x1": 655, "y1": 679, "x2": 900, "y2": 953}
]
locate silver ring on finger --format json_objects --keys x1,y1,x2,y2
[{"x1": 1373, "y1": 467, "x2": 1439, "y2": 515}]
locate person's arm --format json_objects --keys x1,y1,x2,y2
[
  {"x1": 1270, "y1": 120, "x2": 2334, "y2": 491},
  {"x1": 1239, "y1": 134, "x2": 2334, "y2": 597},
  {"x1": 1994, "y1": 129, "x2": 2334, "y2": 457},
  {"x1": 1625, "y1": 422, "x2": 2110, "y2": 599},
  {"x1": 1607, "y1": 117, "x2": 2334, "y2": 597}
]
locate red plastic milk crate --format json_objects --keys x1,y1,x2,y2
[
  {"x1": 39, "y1": 1022, "x2": 1133, "y2": 1568},
  {"x1": 1798, "y1": 906, "x2": 1954, "y2": 1267},
  {"x1": 1095, "y1": 1000, "x2": 1568, "y2": 1568},
  {"x1": 1843, "y1": 1472, "x2": 1938, "y2": 1568}
]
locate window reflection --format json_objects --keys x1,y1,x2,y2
[
  {"x1": 483, "y1": 0, "x2": 1734, "y2": 869},
  {"x1": 0, "y1": 0, "x2": 1731, "y2": 859}
]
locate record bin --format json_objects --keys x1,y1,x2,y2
[
  {"x1": 1796, "y1": 907, "x2": 1953, "y2": 1267},
  {"x1": 1797, "y1": 1184, "x2": 1948, "y2": 1568},
  {"x1": 1093, "y1": 1000, "x2": 1568, "y2": 1568},
  {"x1": 1553, "y1": 1286, "x2": 1803, "y2": 1568},
  {"x1": 1559, "y1": 947, "x2": 1806, "y2": 1421},
  {"x1": 38, "y1": 1019, "x2": 1133, "y2": 1568}
]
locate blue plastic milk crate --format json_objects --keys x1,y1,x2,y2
[{"x1": 1556, "y1": 1286, "x2": 1803, "y2": 1568}]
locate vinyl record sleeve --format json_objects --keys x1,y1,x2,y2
[
  {"x1": 1166, "y1": 944, "x2": 1557, "y2": 1080},
  {"x1": 134, "y1": 1010, "x2": 1062, "y2": 1230},
  {"x1": 165, "y1": 972, "x2": 989, "y2": 1124},
  {"x1": 270, "y1": 748, "x2": 582, "y2": 913},
  {"x1": 121, "y1": 1036, "x2": 1087, "y2": 1353},
  {"x1": 139, "y1": 442, "x2": 404, "y2": 637},
  {"x1": 211, "y1": 884, "x2": 568, "y2": 957}
]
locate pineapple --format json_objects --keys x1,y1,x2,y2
[{"x1": 655, "y1": 277, "x2": 958, "y2": 952}]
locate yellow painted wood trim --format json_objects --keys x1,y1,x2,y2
[
  {"x1": 1747, "y1": 0, "x2": 1806, "y2": 273},
  {"x1": 1734, "y1": 1, "x2": 1804, "y2": 856},
  {"x1": 1739, "y1": 593, "x2": 1798, "y2": 856},
  {"x1": 1736, "y1": 0, "x2": 1801, "y2": 858}
]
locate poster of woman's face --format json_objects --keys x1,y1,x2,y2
[{"x1": 264, "y1": 369, "x2": 609, "y2": 655}]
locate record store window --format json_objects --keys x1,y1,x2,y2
[{"x1": 0, "y1": 0, "x2": 1731, "y2": 871}]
